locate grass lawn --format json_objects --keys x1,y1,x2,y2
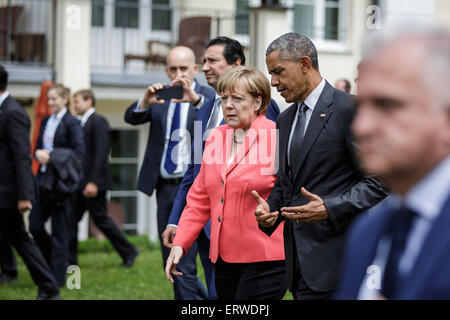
[{"x1": 0, "y1": 235, "x2": 293, "y2": 300}]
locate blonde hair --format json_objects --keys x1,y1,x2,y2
[
  {"x1": 216, "y1": 66, "x2": 271, "y2": 115},
  {"x1": 47, "y1": 83, "x2": 71, "y2": 107}
]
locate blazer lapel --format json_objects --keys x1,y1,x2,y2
[{"x1": 292, "y1": 82, "x2": 334, "y2": 181}]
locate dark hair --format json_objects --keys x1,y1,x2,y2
[
  {"x1": 74, "y1": 89, "x2": 96, "y2": 107},
  {"x1": 206, "y1": 36, "x2": 246, "y2": 66},
  {"x1": 338, "y1": 78, "x2": 352, "y2": 93},
  {"x1": 0, "y1": 65, "x2": 8, "y2": 91},
  {"x1": 266, "y1": 33, "x2": 319, "y2": 70}
]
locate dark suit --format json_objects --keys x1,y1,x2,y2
[
  {"x1": 168, "y1": 96, "x2": 280, "y2": 299},
  {"x1": 30, "y1": 110, "x2": 85, "y2": 287},
  {"x1": 337, "y1": 193, "x2": 450, "y2": 299},
  {"x1": 124, "y1": 81, "x2": 215, "y2": 300},
  {"x1": 68, "y1": 111, "x2": 137, "y2": 266},
  {"x1": 261, "y1": 81, "x2": 388, "y2": 298},
  {"x1": 0, "y1": 94, "x2": 59, "y2": 296}
]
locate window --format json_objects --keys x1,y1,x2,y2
[
  {"x1": 291, "y1": 0, "x2": 347, "y2": 47},
  {"x1": 115, "y1": 0, "x2": 139, "y2": 28},
  {"x1": 324, "y1": 0, "x2": 339, "y2": 40},
  {"x1": 152, "y1": 0, "x2": 171, "y2": 31},
  {"x1": 235, "y1": 0, "x2": 250, "y2": 35},
  {"x1": 109, "y1": 129, "x2": 139, "y2": 234},
  {"x1": 92, "y1": 0, "x2": 105, "y2": 27}
]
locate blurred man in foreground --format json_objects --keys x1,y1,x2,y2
[{"x1": 337, "y1": 26, "x2": 450, "y2": 299}]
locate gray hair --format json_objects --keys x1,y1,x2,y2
[
  {"x1": 362, "y1": 24, "x2": 450, "y2": 109},
  {"x1": 266, "y1": 33, "x2": 319, "y2": 70}
]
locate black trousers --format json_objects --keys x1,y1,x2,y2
[
  {"x1": 30, "y1": 196, "x2": 70, "y2": 287},
  {"x1": 156, "y1": 178, "x2": 209, "y2": 300},
  {"x1": 0, "y1": 207, "x2": 58, "y2": 295},
  {"x1": 0, "y1": 231, "x2": 17, "y2": 277},
  {"x1": 214, "y1": 257, "x2": 287, "y2": 300},
  {"x1": 68, "y1": 191, "x2": 136, "y2": 265},
  {"x1": 292, "y1": 255, "x2": 336, "y2": 300}
]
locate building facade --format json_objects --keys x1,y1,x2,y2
[{"x1": 2, "y1": 0, "x2": 449, "y2": 241}]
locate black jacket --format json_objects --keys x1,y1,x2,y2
[
  {"x1": 79, "y1": 112, "x2": 113, "y2": 191},
  {"x1": 38, "y1": 148, "x2": 82, "y2": 199},
  {"x1": 0, "y1": 95, "x2": 35, "y2": 209},
  {"x1": 261, "y1": 81, "x2": 389, "y2": 292}
]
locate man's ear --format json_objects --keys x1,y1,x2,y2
[
  {"x1": 233, "y1": 58, "x2": 242, "y2": 67},
  {"x1": 300, "y1": 56, "x2": 312, "y2": 73}
]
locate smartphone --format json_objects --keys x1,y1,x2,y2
[{"x1": 156, "y1": 85, "x2": 183, "y2": 100}]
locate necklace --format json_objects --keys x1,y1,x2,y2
[{"x1": 233, "y1": 134, "x2": 244, "y2": 144}]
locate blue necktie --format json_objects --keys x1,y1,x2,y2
[
  {"x1": 164, "y1": 102, "x2": 181, "y2": 174},
  {"x1": 381, "y1": 206, "x2": 416, "y2": 299}
]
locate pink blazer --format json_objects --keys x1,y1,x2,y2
[{"x1": 173, "y1": 115, "x2": 285, "y2": 263}]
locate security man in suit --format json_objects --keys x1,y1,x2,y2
[
  {"x1": 0, "y1": 65, "x2": 60, "y2": 299},
  {"x1": 252, "y1": 33, "x2": 388, "y2": 300},
  {"x1": 69, "y1": 89, "x2": 139, "y2": 268},
  {"x1": 124, "y1": 46, "x2": 215, "y2": 299},
  {"x1": 337, "y1": 27, "x2": 450, "y2": 300}
]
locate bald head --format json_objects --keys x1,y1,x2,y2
[
  {"x1": 167, "y1": 46, "x2": 196, "y2": 65},
  {"x1": 165, "y1": 46, "x2": 198, "y2": 82}
]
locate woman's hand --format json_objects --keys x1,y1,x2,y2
[
  {"x1": 165, "y1": 245, "x2": 184, "y2": 283},
  {"x1": 35, "y1": 149, "x2": 50, "y2": 165}
]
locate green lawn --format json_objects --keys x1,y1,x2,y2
[{"x1": 0, "y1": 236, "x2": 292, "y2": 300}]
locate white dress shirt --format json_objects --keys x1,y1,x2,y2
[
  {"x1": 0, "y1": 90, "x2": 9, "y2": 107},
  {"x1": 287, "y1": 78, "x2": 325, "y2": 166},
  {"x1": 79, "y1": 107, "x2": 96, "y2": 127}
]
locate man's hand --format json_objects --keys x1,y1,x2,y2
[
  {"x1": 252, "y1": 190, "x2": 279, "y2": 228},
  {"x1": 165, "y1": 245, "x2": 184, "y2": 283},
  {"x1": 35, "y1": 149, "x2": 50, "y2": 165},
  {"x1": 170, "y1": 76, "x2": 201, "y2": 105},
  {"x1": 139, "y1": 83, "x2": 166, "y2": 109},
  {"x1": 83, "y1": 182, "x2": 98, "y2": 198},
  {"x1": 162, "y1": 225, "x2": 177, "y2": 248},
  {"x1": 17, "y1": 200, "x2": 32, "y2": 214},
  {"x1": 280, "y1": 187, "x2": 329, "y2": 223}
]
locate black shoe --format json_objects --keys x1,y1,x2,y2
[
  {"x1": 0, "y1": 273, "x2": 18, "y2": 284},
  {"x1": 121, "y1": 248, "x2": 139, "y2": 268},
  {"x1": 37, "y1": 291, "x2": 61, "y2": 300}
]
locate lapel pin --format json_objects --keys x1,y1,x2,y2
[{"x1": 320, "y1": 113, "x2": 326, "y2": 118}]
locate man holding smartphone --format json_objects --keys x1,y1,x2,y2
[{"x1": 124, "y1": 46, "x2": 215, "y2": 300}]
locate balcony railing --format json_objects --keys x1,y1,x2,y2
[
  {"x1": 90, "y1": 0, "x2": 250, "y2": 86},
  {"x1": 0, "y1": 0, "x2": 53, "y2": 66}
]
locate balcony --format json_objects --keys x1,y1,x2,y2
[
  {"x1": 0, "y1": 0, "x2": 54, "y2": 84},
  {"x1": 1, "y1": 0, "x2": 251, "y2": 88},
  {"x1": 90, "y1": 0, "x2": 250, "y2": 87}
]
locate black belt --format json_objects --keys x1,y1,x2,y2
[{"x1": 161, "y1": 177, "x2": 183, "y2": 185}]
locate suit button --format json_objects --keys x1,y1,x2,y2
[
  {"x1": 218, "y1": 216, "x2": 222, "y2": 222},
  {"x1": 220, "y1": 198, "x2": 224, "y2": 204}
]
